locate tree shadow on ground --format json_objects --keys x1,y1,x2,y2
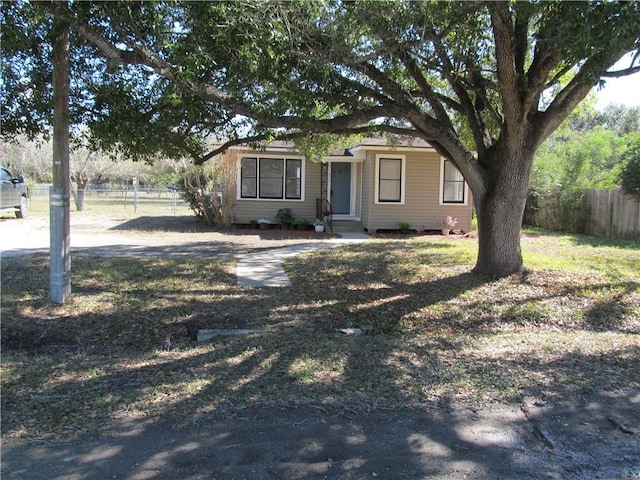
[
  {"x1": 567, "y1": 232, "x2": 640, "y2": 250},
  {"x1": 582, "y1": 282, "x2": 640, "y2": 332},
  {"x1": 108, "y1": 215, "x2": 338, "y2": 241},
  {"x1": 2, "y1": 240, "x2": 639, "y2": 478},
  {"x1": 2, "y1": 342, "x2": 638, "y2": 479},
  {"x1": 109, "y1": 215, "x2": 213, "y2": 233}
]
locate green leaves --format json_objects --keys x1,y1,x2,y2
[
  {"x1": 3, "y1": 0, "x2": 639, "y2": 181},
  {"x1": 532, "y1": 104, "x2": 640, "y2": 194},
  {"x1": 619, "y1": 135, "x2": 640, "y2": 198}
]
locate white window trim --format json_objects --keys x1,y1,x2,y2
[
  {"x1": 374, "y1": 154, "x2": 406, "y2": 204},
  {"x1": 237, "y1": 154, "x2": 305, "y2": 201},
  {"x1": 439, "y1": 157, "x2": 469, "y2": 206}
]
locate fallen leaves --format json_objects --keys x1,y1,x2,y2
[{"x1": 1, "y1": 231, "x2": 639, "y2": 440}]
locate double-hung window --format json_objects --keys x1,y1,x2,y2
[
  {"x1": 241, "y1": 157, "x2": 258, "y2": 198},
  {"x1": 240, "y1": 157, "x2": 302, "y2": 200},
  {"x1": 440, "y1": 159, "x2": 467, "y2": 204},
  {"x1": 375, "y1": 155, "x2": 405, "y2": 204},
  {"x1": 285, "y1": 159, "x2": 302, "y2": 199},
  {"x1": 259, "y1": 158, "x2": 284, "y2": 198}
]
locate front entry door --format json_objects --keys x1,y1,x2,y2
[{"x1": 330, "y1": 162, "x2": 351, "y2": 214}]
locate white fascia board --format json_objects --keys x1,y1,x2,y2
[
  {"x1": 239, "y1": 146, "x2": 300, "y2": 154},
  {"x1": 348, "y1": 145, "x2": 437, "y2": 154},
  {"x1": 321, "y1": 155, "x2": 365, "y2": 163}
]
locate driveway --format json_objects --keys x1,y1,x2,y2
[{"x1": 0, "y1": 214, "x2": 343, "y2": 259}]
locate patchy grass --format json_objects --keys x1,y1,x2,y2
[
  {"x1": 1, "y1": 231, "x2": 639, "y2": 440},
  {"x1": 522, "y1": 228, "x2": 640, "y2": 278}
]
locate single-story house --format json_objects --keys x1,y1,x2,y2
[{"x1": 230, "y1": 138, "x2": 473, "y2": 232}]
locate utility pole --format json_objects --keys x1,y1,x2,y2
[{"x1": 50, "y1": 15, "x2": 71, "y2": 303}]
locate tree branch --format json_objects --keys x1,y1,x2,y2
[
  {"x1": 489, "y1": 2, "x2": 523, "y2": 126},
  {"x1": 513, "y1": 6, "x2": 531, "y2": 82},
  {"x1": 525, "y1": 46, "x2": 562, "y2": 109},
  {"x1": 41, "y1": 2, "x2": 400, "y2": 146},
  {"x1": 533, "y1": 57, "x2": 605, "y2": 148},
  {"x1": 399, "y1": 48, "x2": 454, "y2": 131},
  {"x1": 39, "y1": 2, "x2": 143, "y2": 71},
  {"x1": 360, "y1": 63, "x2": 420, "y2": 113},
  {"x1": 600, "y1": 65, "x2": 640, "y2": 77},
  {"x1": 196, "y1": 125, "x2": 420, "y2": 165},
  {"x1": 429, "y1": 29, "x2": 493, "y2": 155}
]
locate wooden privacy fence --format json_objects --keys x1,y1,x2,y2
[{"x1": 524, "y1": 189, "x2": 640, "y2": 241}]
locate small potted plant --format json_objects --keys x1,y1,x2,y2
[
  {"x1": 399, "y1": 221, "x2": 411, "y2": 234},
  {"x1": 313, "y1": 218, "x2": 325, "y2": 233},
  {"x1": 293, "y1": 218, "x2": 310, "y2": 230},
  {"x1": 441, "y1": 216, "x2": 458, "y2": 236},
  {"x1": 258, "y1": 218, "x2": 272, "y2": 230},
  {"x1": 275, "y1": 208, "x2": 294, "y2": 228}
]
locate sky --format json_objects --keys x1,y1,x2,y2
[
  {"x1": 593, "y1": 54, "x2": 640, "y2": 109},
  {"x1": 594, "y1": 73, "x2": 640, "y2": 109}
]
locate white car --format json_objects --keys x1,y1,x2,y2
[{"x1": 0, "y1": 166, "x2": 28, "y2": 218}]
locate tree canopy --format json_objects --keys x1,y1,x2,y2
[
  {"x1": 620, "y1": 136, "x2": 640, "y2": 198},
  {"x1": 3, "y1": 0, "x2": 639, "y2": 276},
  {"x1": 531, "y1": 103, "x2": 640, "y2": 194}
]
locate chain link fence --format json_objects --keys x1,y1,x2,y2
[{"x1": 26, "y1": 185, "x2": 192, "y2": 216}]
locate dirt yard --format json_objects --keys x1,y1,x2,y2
[
  {"x1": 1, "y1": 213, "x2": 639, "y2": 479},
  {"x1": 0, "y1": 213, "x2": 337, "y2": 259},
  {"x1": 2, "y1": 397, "x2": 638, "y2": 480}
]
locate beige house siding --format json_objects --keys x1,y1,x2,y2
[
  {"x1": 233, "y1": 158, "x2": 322, "y2": 224},
  {"x1": 231, "y1": 144, "x2": 473, "y2": 231},
  {"x1": 361, "y1": 152, "x2": 375, "y2": 232},
  {"x1": 361, "y1": 154, "x2": 372, "y2": 228},
  {"x1": 362, "y1": 150, "x2": 473, "y2": 232},
  {"x1": 354, "y1": 162, "x2": 363, "y2": 218}
]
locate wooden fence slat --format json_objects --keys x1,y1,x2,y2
[{"x1": 526, "y1": 189, "x2": 640, "y2": 241}]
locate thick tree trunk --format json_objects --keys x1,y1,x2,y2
[
  {"x1": 472, "y1": 145, "x2": 533, "y2": 277},
  {"x1": 473, "y1": 190, "x2": 527, "y2": 277}
]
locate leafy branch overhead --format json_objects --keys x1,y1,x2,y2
[
  {"x1": 4, "y1": 2, "x2": 637, "y2": 165},
  {"x1": 2, "y1": 0, "x2": 639, "y2": 277}
]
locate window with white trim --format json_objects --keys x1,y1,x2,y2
[
  {"x1": 375, "y1": 155, "x2": 405, "y2": 204},
  {"x1": 441, "y1": 159, "x2": 466, "y2": 204},
  {"x1": 285, "y1": 158, "x2": 302, "y2": 199},
  {"x1": 240, "y1": 157, "x2": 302, "y2": 200},
  {"x1": 241, "y1": 157, "x2": 257, "y2": 198}
]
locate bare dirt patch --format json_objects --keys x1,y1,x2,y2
[
  {"x1": 2, "y1": 397, "x2": 638, "y2": 480},
  {"x1": 0, "y1": 213, "x2": 337, "y2": 258}
]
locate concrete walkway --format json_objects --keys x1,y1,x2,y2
[{"x1": 236, "y1": 232, "x2": 369, "y2": 287}]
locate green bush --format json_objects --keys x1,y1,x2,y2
[
  {"x1": 178, "y1": 175, "x2": 215, "y2": 225},
  {"x1": 619, "y1": 135, "x2": 640, "y2": 198},
  {"x1": 275, "y1": 208, "x2": 294, "y2": 223}
]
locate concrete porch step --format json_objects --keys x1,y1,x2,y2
[{"x1": 330, "y1": 220, "x2": 364, "y2": 233}]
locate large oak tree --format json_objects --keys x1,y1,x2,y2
[{"x1": 3, "y1": 1, "x2": 639, "y2": 276}]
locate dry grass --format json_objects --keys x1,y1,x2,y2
[{"x1": 1, "y1": 229, "x2": 639, "y2": 440}]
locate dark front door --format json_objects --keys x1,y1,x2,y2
[{"x1": 330, "y1": 162, "x2": 351, "y2": 214}]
